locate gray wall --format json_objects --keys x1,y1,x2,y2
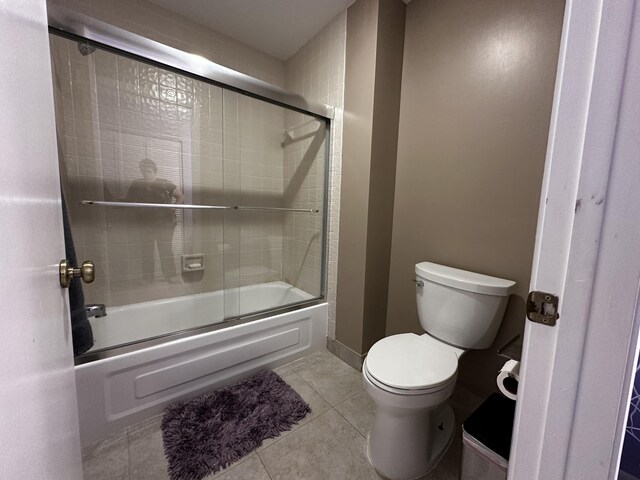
[
  {"x1": 335, "y1": 0, "x2": 378, "y2": 353},
  {"x1": 363, "y1": 0, "x2": 406, "y2": 352},
  {"x1": 335, "y1": 0, "x2": 406, "y2": 355},
  {"x1": 386, "y1": 0, "x2": 565, "y2": 394}
]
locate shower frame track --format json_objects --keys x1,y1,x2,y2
[{"x1": 47, "y1": 5, "x2": 335, "y2": 120}]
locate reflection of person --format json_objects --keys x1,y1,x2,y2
[{"x1": 126, "y1": 158, "x2": 184, "y2": 283}]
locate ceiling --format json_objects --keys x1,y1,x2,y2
[{"x1": 148, "y1": 0, "x2": 357, "y2": 60}]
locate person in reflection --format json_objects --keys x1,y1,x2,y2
[{"x1": 127, "y1": 158, "x2": 184, "y2": 283}]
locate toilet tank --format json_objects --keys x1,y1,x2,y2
[{"x1": 415, "y1": 262, "x2": 515, "y2": 349}]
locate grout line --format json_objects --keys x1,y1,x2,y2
[
  {"x1": 334, "y1": 388, "x2": 363, "y2": 407},
  {"x1": 305, "y1": 379, "x2": 364, "y2": 409},
  {"x1": 332, "y1": 406, "x2": 367, "y2": 440},
  {"x1": 297, "y1": 378, "x2": 334, "y2": 406},
  {"x1": 284, "y1": 363, "x2": 334, "y2": 404},
  {"x1": 258, "y1": 408, "x2": 336, "y2": 454},
  {"x1": 254, "y1": 370, "x2": 334, "y2": 452},
  {"x1": 126, "y1": 427, "x2": 132, "y2": 480},
  {"x1": 213, "y1": 452, "x2": 254, "y2": 478},
  {"x1": 256, "y1": 452, "x2": 274, "y2": 480},
  {"x1": 289, "y1": 354, "x2": 364, "y2": 407}
]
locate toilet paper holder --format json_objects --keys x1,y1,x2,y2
[
  {"x1": 497, "y1": 335, "x2": 522, "y2": 401},
  {"x1": 497, "y1": 335, "x2": 522, "y2": 362}
]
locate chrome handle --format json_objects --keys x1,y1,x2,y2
[
  {"x1": 59, "y1": 259, "x2": 95, "y2": 288},
  {"x1": 412, "y1": 279, "x2": 424, "y2": 287},
  {"x1": 82, "y1": 200, "x2": 319, "y2": 213}
]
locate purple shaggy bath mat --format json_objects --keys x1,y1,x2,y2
[{"x1": 161, "y1": 370, "x2": 310, "y2": 480}]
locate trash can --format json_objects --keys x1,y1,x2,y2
[{"x1": 461, "y1": 393, "x2": 516, "y2": 480}]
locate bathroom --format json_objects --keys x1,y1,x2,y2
[{"x1": 2, "y1": 0, "x2": 640, "y2": 479}]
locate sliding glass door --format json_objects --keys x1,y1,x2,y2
[{"x1": 49, "y1": 32, "x2": 328, "y2": 358}]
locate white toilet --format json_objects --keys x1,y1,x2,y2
[{"x1": 363, "y1": 262, "x2": 515, "y2": 480}]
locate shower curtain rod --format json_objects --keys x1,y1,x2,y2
[{"x1": 81, "y1": 200, "x2": 319, "y2": 213}]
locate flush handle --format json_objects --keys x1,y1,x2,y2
[
  {"x1": 412, "y1": 278, "x2": 424, "y2": 287},
  {"x1": 59, "y1": 259, "x2": 95, "y2": 288}
]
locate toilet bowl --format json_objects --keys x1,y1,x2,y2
[
  {"x1": 363, "y1": 333, "x2": 463, "y2": 479},
  {"x1": 363, "y1": 262, "x2": 515, "y2": 480}
]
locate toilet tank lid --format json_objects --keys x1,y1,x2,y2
[{"x1": 415, "y1": 262, "x2": 516, "y2": 296}]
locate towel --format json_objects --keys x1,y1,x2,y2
[{"x1": 62, "y1": 191, "x2": 94, "y2": 356}]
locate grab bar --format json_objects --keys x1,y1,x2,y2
[{"x1": 81, "y1": 200, "x2": 319, "y2": 213}]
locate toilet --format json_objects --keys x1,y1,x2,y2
[{"x1": 363, "y1": 262, "x2": 515, "y2": 480}]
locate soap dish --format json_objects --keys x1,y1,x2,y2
[{"x1": 182, "y1": 253, "x2": 205, "y2": 273}]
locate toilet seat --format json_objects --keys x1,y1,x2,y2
[
  {"x1": 364, "y1": 363, "x2": 454, "y2": 396},
  {"x1": 365, "y1": 333, "x2": 460, "y2": 393}
]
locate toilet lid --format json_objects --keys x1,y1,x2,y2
[{"x1": 366, "y1": 333, "x2": 459, "y2": 390}]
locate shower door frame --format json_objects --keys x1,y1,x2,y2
[
  {"x1": 48, "y1": 5, "x2": 334, "y2": 365},
  {"x1": 48, "y1": 6, "x2": 334, "y2": 119}
]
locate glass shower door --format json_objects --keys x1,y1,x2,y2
[
  {"x1": 49, "y1": 31, "x2": 328, "y2": 359},
  {"x1": 49, "y1": 34, "x2": 231, "y2": 353},
  {"x1": 222, "y1": 91, "x2": 328, "y2": 318}
]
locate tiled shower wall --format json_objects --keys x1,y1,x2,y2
[
  {"x1": 47, "y1": 0, "x2": 347, "y2": 331},
  {"x1": 284, "y1": 12, "x2": 347, "y2": 338},
  {"x1": 48, "y1": 0, "x2": 290, "y2": 307},
  {"x1": 223, "y1": 93, "x2": 286, "y2": 291},
  {"x1": 50, "y1": 35, "x2": 285, "y2": 307},
  {"x1": 281, "y1": 114, "x2": 326, "y2": 298},
  {"x1": 50, "y1": 0, "x2": 284, "y2": 305}
]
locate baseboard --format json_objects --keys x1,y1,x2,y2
[{"x1": 326, "y1": 337, "x2": 366, "y2": 371}]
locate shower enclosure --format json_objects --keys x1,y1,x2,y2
[
  {"x1": 49, "y1": 17, "x2": 329, "y2": 360},
  {"x1": 48, "y1": 8, "x2": 331, "y2": 443}
]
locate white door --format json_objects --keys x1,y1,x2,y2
[
  {"x1": 0, "y1": 1, "x2": 83, "y2": 479},
  {"x1": 509, "y1": 0, "x2": 640, "y2": 478}
]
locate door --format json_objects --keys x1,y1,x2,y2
[
  {"x1": 0, "y1": 1, "x2": 83, "y2": 479},
  {"x1": 509, "y1": 0, "x2": 640, "y2": 478}
]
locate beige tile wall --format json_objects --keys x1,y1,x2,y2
[
  {"x1": 284, "y1": 12, "x2": 347, "y2": 338},
  {"x1": 52, "y1": 35, "x2": 216, "y2": 306},
  {"x1": 48, "y1": 0, "x2": 346, "y2": 328},
  {"x1": 281, "y1": 115, "x2": 327, "y2": 297},
  {"x1": 49, "y1": 0, "x2": 291, "y2": 310},
  {"x1": 224, "y1": 93, "x2": 285, "y2": 291},
  {"x1": 51, "y1": 36, "x2": 285, "y2": 308}
]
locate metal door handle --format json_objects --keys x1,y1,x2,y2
[{"x1": 59, "y1": 259, "x2": 95, "y2": 288}]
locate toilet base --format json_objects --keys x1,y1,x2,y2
[{"x1": 366, "y1": 403, "x2": 455, "y2": 480}]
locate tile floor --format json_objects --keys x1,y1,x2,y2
[{"x1": 82, "y1": 349, "x2": 481, "y2": 480}]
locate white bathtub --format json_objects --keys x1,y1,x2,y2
[
  {"x1": 76, "y1": 281, "x2": 326, "y2": 446},
  {"x1": 89, "y1": 281, "x2": 315, "y2": 351}
]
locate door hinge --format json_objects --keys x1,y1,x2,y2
[{"x1": 526, "y1": 291, "x2": 559, "y2": 326}]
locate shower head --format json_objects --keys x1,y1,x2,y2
[{"x1": 77, "y1": 42, "x2": 97, "y2": 56}]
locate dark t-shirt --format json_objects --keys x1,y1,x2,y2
[{"x1": 126, "y1": 178, "x2": 177, "y2": 224}]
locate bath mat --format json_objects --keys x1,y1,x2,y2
[{"x1": 161, "y1": 370, "x2": 310, "y2": 480}]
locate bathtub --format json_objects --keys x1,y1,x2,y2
[
  {"x1": 89, "y1": 281, "x2": 316, "y2": 351},
  {"x1": 75, "y1": 281, "x2": 327, "y2": 445}
]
